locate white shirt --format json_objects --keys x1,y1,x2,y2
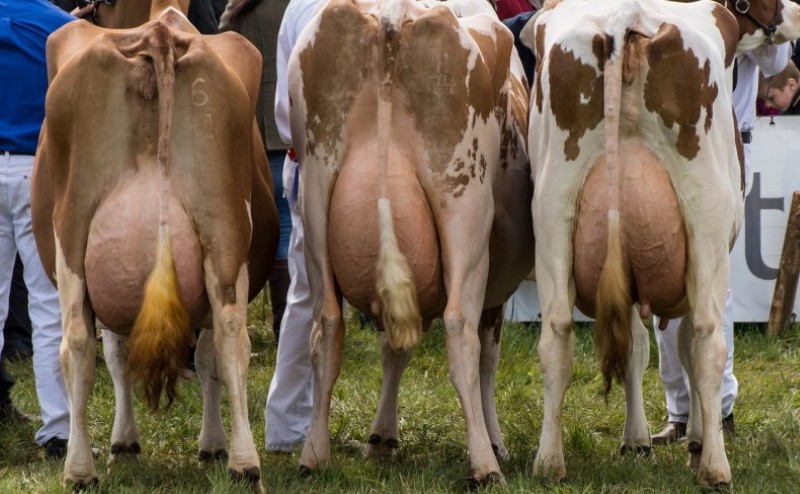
[
  {"x1": 732, "y1": 42, "x2": 790, "y2": 191},
  {"x1": 274, "y1": 0, "x2": 325, "y2": 146},
  {"x1": 733, "y1": 42, "x2": 791, "y2": 133}
]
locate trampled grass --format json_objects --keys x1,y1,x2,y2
[{"x1": 1, "y1": 295, "x2": 798, "y2": 493}]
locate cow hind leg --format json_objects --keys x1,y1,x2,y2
[
  {"x1": 366, "y1": 331, "x2": 412, "y2": 459},
  {"x1": 102, "y1": 329, "x2": 141, "y2": 459},
  {"x1": 679, "y1": 313, "x2": 730, "y2": 488},
  {"x1": 57, "y1": 248, "x2": 99, "y2": 487},
  {"x1": 533, "y1": 313, "x2": 574, "y2": 482},
  {"x1": 677, "y1": 316, "x2": 702, "y2": 470},
  {"x1": 442, "y1": 258, "x2": 503, "y2": 487},
  {"x1": 299, "y1": 295, "x2": 345, "y2": 474},
  {"x1": 205, "y1": 262, "x2": 261, "y2": 491},
  {"x1": 195, "y1": 328, "x2": 228, "y2": 462},
  {"x1": 478, "y1": 306, "x2": 509, "y2": 462},
  {"x1": 619, "y1": 311, "x2": 651, "y2": 456},
  {"x1": 532, "y1": 166, "x2": 582, "y2": 482}
]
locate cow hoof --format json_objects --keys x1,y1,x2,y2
[
  {"x1": 65, "y1": 477, "x2": 99, "y2": 492},
  {"x1": 619, "y1": 444, "x2": 651, "y2": 457},
  {"x1": 466, "y1": 471, "x2": 505, "y2": 491},
  {"x1": 492, "y1": 443, "x2": 511, "y2": 462},
  {"x1": 298, "y1": 464, "x2": 312, "y2": 477},
  {"x1": 110, "y1": 442, "x2": 141, "y2": 456},
  {"x1": 711, "y1": 482, "x2": 731, "y2": 493},
  {"x1": 199, "y1": 449, "x2": 228, "y2": 463},
  {"x1": 687, "y1": 441, "x2": 702, "y2": 471},
  {"x1": 229, "y1": 466, "x2": 261, "y2": 487},
  {"x1": 533, "y1": 457, "x2": 567, "y2": 483},
  {"x1": 697, "y1": 467, "x2": 732, "y2": 492},
  {"x1": 700, "y1": 481, "x2": 731, "y2": 493},
  {"x1": 365, "y1": 434, "x2": 398, "y2": 459}
]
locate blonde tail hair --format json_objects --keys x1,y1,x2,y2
[
  {"x1": 374, "y1": 0, "x2": 421, "y2": 350},
  {"x1": 126, "y1": 22, "x2": 193, "y2": 411},
  {"x1": 595, "y1": 30, "x2": 632, "y2": 397}
]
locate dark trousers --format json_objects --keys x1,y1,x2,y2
[
  {"x1": 3, "y1": 255, "x2": 32, "y2": 361},
  {"x1": 1, "y1": 255, "x2": 33, "y2": 403},
  {"x1": 267, "y1": 260, "x2": 290, "y2": 343}
]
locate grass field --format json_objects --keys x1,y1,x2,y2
[{"x1": 1, "y1": 295, "x2": 798, "y2": 493}]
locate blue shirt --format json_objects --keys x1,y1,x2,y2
[
  {"x1": 502, "y1": 11, "x2": 536, "y2": 86},
  {"x1": 0, "y1": 0, "x2": 74, "y2": 155}
]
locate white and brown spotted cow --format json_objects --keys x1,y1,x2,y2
[
  {"x1": 713, "y1": 0, "x2": 800, "y2": 50},
  {"x1": 32, "y1": 3, "x2": 277, "y2": 490},
  {"x1": 526, "y1": 0, "x2": 800, "y2": 488},
  {"x1": 289, "y1": 0, "x2": 532, "y2": 484}
]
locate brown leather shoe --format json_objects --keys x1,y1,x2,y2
[
  {"x1": 651, "y1": 422, "x2": 687, "y2": 445},
  {"x1": 722, "y1": 413, "x2": 735, "y2": 437}
]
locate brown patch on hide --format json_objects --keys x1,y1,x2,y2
[
  {"x1": 547, "y1": 35, "x2": 605, "y2": 161},
  {"x1": 644, "y1": 23, "x2": 718, "y2": 160}
]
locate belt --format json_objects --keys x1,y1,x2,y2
[{"x1": 740, "y1": 130, "x2": 752, "y2": 144}]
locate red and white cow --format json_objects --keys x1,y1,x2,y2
[
  {"x1": 527, "y1": 0, "x2": 800, "y2": 488},
  {"x1": 32, "y1": 4, "x2": 277, "y2": 490},
  {"x1": 288, "y1": 0, "x2": 532, "y2": 484},
  {"x1": 527, "y1": 0, "x2": 759, "y2": 488}
]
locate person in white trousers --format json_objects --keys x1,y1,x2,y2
[
  {"x1": 264, "y1": 0, "x2": 324, "y2": 452},
  {"x1": 0, "y1": 0, "x2": 76, "y2": 460},
  {"x1": 652, "y1": 42, "x2": 792, "y2": 445}
]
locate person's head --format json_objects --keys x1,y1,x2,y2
[{"x1": 765, "y1": 61, "x2": 800, "y2": 112}]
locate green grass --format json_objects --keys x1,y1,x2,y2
[{"x1": 1, "y1": 294, "x2": 798, "y2": 493}]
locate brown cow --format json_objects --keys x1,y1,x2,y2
[{"x1": 32, "y1": 3, "x2": 277, "y2": 489}]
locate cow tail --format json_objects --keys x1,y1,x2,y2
[
  {"x1": 375, "y1": 1, "x2": 421, "y2": 351},
  {"x1": 595, "y1": 31, "x2": 632, "y2": 398},
  {"x1": 127, "y1": 22, "x2": 192, "y2": 411}
]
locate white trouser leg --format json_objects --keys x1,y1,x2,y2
[
  {"x1": 654, "y1": 317, "x2": 690, "y2": 423},
  {"x1": 720, "y1": 289, "x2": 737, "y2": 418},
  {"x1": 265, "y1": 187, "x2": 313, "y2": 451},
  {"x1": 0, "y1": 156, "x2": 15, "y2": 371},
  {"x1": 0, "y1": 155, "x2": 68, "y2": 444},
  {"x1": 5, "y1": 155, "x2": 69, "y2": 445}
]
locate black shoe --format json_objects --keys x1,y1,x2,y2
[
  {"x1": 651, "y1": 422, "x2": 687, "y2": 445},
  {"x1": 722, "y1": 413, "x2": 735, "y2": 437},
  {"x1": 44, "y1": 437, "x2": 68, "y2": 460}
]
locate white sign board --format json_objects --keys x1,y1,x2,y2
[{"x1": 505, "y1": 116, "x2": 800, "y2": 323}]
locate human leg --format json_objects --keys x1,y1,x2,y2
[
  {"x1": 267, "y1": 260, "x2": 289, "y2": 342},
  {"x1": 652, "y1": 316, "x2": 690, "y2": 444},
  {"x1": 2, "y1": 255, "x2": 32, "y2": 361},
  {"x1": 0, "y1": 156, "x2": 27, "y2": 423},
  {"x1": 265, "y1": 195, "x2": 313, "y2": 452},
  {"x1": 9, "y1": 157, "x2": 69, "y2": 447},
  {"x1": 266, "y1": 151, "x2": 291, "y2": 342},
  {"x1": 720, "y1": 288, "x2": 737, "y2": 430}
]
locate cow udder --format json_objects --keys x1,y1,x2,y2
[
  {"x1": 327, "y1": 150, "x2": 445, "y2": 320},
  {"x1": 85, "y1": 172, "x2": 208, "y2": 332}
]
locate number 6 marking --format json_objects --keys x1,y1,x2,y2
[{"x1": 192, "y1": 78, "x2": 208, "y2": 106}]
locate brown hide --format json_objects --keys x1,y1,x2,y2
[{"x1": 32, "y1": 13, "x2": 277, "y2": 330}]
